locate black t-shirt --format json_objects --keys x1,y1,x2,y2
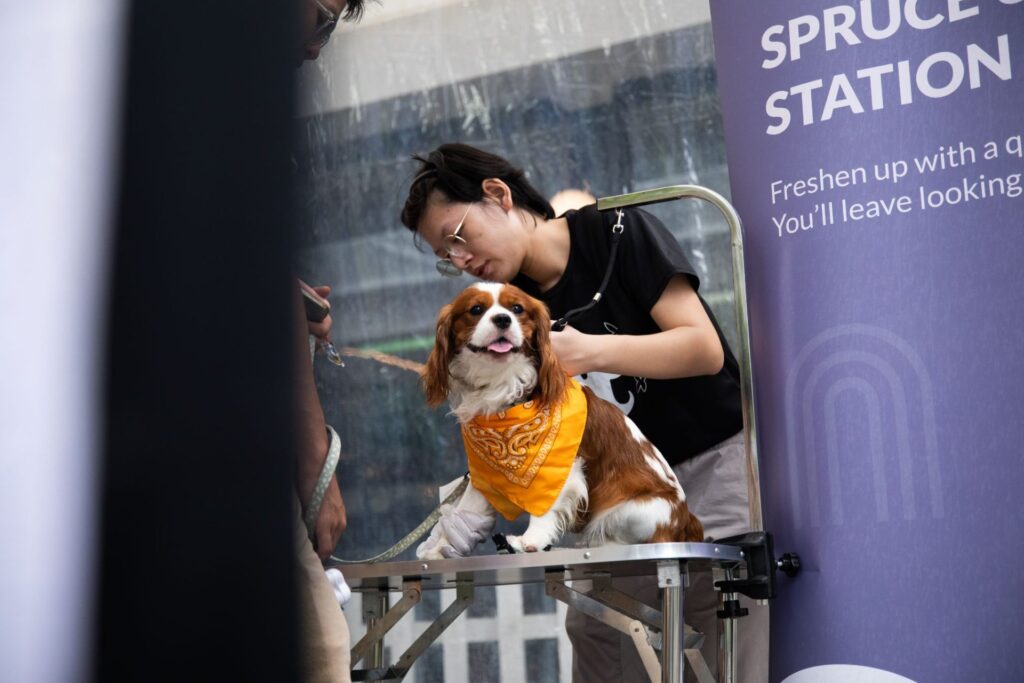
[{"x1": 512, "y1": 203, "x2": 742, "y2": 466}]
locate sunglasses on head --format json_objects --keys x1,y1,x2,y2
[{"x1": 309, "y1": 0, "x2": 339, "y2": 48}]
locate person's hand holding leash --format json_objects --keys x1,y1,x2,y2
[
  {"x1": 312, "y1": 476, "x2": 347, "y2": 561},
  {"x1": 296, "y1": 441, "x2": 348, "y2": 561},
  {"x1": 294, "y1": 282, "x2": 347, "y2": 560}
]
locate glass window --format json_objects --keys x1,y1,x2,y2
[{"x1": 296, "y1": 3, "x2": 731, "y2": 680}]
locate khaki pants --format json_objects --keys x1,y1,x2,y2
[
  {"x1": 294, "y1": 498, "x2": 351, "y2": 683},
  {"x1": 566, "y1": 432, "x2": 770, "y2": 682}
]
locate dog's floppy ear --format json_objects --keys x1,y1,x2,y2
[
  {"x1": 421, "y1": 304, "x2": 455, "y2": 406},
  {"x1": 528, "y1": 298, "x2": 567, "y2": 407}
]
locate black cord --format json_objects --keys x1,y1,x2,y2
[{"x1": 551, "y1": 210, "x2": 625, "y2": 332}]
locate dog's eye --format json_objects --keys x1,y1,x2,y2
[
  {"x1": 469, "y1": 304, "x2": 484, "y2": 316},
  {"x1": 510, "y1": 304, "x2": 524, "y2": 314}
]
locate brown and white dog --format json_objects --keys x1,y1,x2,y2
[{"x1": 417, "y1": 282, "x2": 703, "y2": 557}]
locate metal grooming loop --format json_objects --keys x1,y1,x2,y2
[
  {"x1": 597, "y1": 186, "x2": 763, "y2": 532},
  {"x1": 340, "y1": 542, "x2": 746, "y2": 683}
]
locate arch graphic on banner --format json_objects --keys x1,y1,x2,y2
[
  {"x1": 781, "y1": 664, "x2": 916, "y2": 683},
  {"x1": 784, "y1": 324, "x2": 944, "y2": 529}
]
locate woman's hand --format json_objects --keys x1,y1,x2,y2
[
  {"x1": 549, "y1": 323, "x2": 602, "y2": 376},
  {"x1": 549, "y1": 277, "x2": 725, "y2": 381}
]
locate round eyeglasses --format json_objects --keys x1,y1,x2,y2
[{"x1": 435, "y1": 203, "x2": 473, "y2": 277}]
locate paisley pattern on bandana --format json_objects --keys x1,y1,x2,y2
[{"x1": 462, "y1": 378, "x2": 588, "y2": 520}]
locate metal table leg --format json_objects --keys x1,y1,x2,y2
[
  {"x1": 351, "y1": 580, "x2": 421, "y2": 668},
  {"x1": 719, "y1": 567, "x2": 738, "y2": 683},
  {"x1": 361, "y1": 587, "x2": 389, "y2": 669},
  {"x1": 657, "y1": 561, "x2": 684, "y2": 682}
]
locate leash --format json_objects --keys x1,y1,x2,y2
[
  {"x1": 551, "y1": 209, "x2": 625, "y2": 332},
  {"x1": 304, "y1": 424, "x2": 342, "y2": 538},
  {"x1": 306, "y1": 337, "x2": 472, "y2": 565},
  {"x1": 328, "y1": 474, "x2": 470, "y2": 565}
]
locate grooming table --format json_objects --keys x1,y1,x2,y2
[{"x1": 336, "y1": 542, "x2": 748, "y2": 683}]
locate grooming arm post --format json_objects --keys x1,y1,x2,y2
[
  {"x1": 596, "y1": 185, "x2": 763, "y2": 532},
  {"x1": 717, "y1": 566, "x2": 740, "y2": 683}
]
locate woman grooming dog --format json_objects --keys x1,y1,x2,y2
[{"x1": 399, "y1": 143, "x2": 766, "y2": 683}]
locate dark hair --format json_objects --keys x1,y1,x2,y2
[
  {"x1": 341, "y1": 0, "x2": 367, "y2": 23},
  {"x1": 400, "y1": 143, "x2": 555, "y2": 233}
]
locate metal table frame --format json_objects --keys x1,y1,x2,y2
[{"x1": 337, "y1": 542, "x2": 747, "y2": 683}]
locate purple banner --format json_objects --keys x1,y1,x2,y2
[{"x1": 709, "y1": 2, "x2": 1024, "y2": 681}]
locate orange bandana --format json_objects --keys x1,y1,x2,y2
[{"x1": 461, "y1": 378, "x2": 588, "y2": 520}]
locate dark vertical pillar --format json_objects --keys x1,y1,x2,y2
[{"x1": 95, "y1": 1, "x2": 299, "y2": 680}]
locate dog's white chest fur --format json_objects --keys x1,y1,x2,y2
[{"x1": 448, "y1": 350, "x2": 537, "y2": 423}]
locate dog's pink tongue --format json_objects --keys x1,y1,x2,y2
[{"x1": 487, "y1": 339, "x2": 514, "y2": 353}]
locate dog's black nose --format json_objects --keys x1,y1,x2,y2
[{"x1": 492, "y1": 313, "x2": 512, "y2": 329}]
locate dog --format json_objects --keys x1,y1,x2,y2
[{"x1": 417, "y1": 282, "x2": 703, "y2": 558}]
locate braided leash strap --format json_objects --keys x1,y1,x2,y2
[
  {"x1": 304, "y1": 335, "x2": 342, "y2": 538},
  {"x1": 304, "y1": 424, "x2": 342, "y2": 538},
  {"x1": 329, "y1": 474, "x2": 469, "y2": 565}
]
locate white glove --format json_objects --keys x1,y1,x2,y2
[
  {"x1": 416, "y1": 504, "x2": 496, "y2": 559},
  {"x1": 325, "y1": 568, "x2": 351, "y2": 607},
  {"x1": 441, "y1": 505, "x2": 496, "y2": 556}
]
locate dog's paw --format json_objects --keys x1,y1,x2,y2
[
  {"x1": 416, "y1": 529, "x2": 454, "y2": 560},
  {"x1": 505, "y1": 535, "x2": 536, "y2": 553},
  {"x1": 417, "y1": 545, "x2": 447, "y2": 560},
  {"x1": 504, "y1": 534, "x2": 544, "y2": 553}
]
